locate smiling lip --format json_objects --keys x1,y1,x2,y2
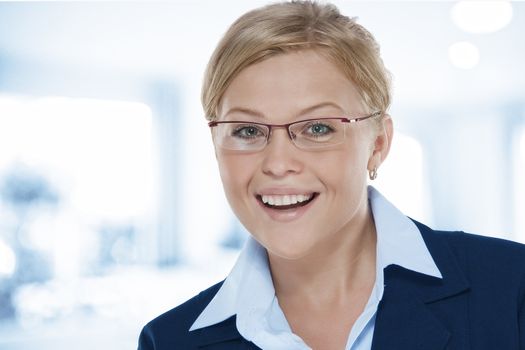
[{"x1": 255, "y1": 191, "x2": 319, "y2": 222}]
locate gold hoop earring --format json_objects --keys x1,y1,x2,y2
[{"x1": 369, "y1": 167, "x2": 378, "y2": 180}]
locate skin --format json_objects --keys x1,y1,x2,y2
[{"x1": 214, "y1": 49, "x2": 393, "y2": 349}]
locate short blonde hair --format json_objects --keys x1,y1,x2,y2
[{"x1": 202, "y1": 0, "x2": 391, "y2": 121}]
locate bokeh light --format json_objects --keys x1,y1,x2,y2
[{"x1": 451, "y1": 1, "x2": 513, "y2": 34}]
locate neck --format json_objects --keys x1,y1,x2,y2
[{"x1": 268, "y1": 206, "x2": 377, "y2": 306}]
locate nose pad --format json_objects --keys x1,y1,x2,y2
[{"x1": 288, "y1": 129, "x2": 297, "y2": 142}]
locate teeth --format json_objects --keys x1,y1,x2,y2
[{"x1": 261, "y1": 194, "x2": 313, "y2": 206}]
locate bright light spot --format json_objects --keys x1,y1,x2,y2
[
  {"x1": 448, "y1": 41, "x2": 480, "y2": 69},
  {"x1": 0, "y1": 239, "x2": 16, "y2": 277},
  {"x1": 451, "y1": 1, "x2": 513, "y2": 34},
  {"x1": 0, "y1": 95, "x2": 154, "y2": 221}
]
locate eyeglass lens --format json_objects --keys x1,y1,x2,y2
[{"x1": 214, "y1": 118, "x2": 346, "y2": 151}]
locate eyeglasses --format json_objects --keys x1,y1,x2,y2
[{"x1": 208, "y1": 111, "x2": 381, "y2": 152}]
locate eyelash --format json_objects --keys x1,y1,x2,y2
[
  {"x1": 303, "y1": 123, "x2": 335, "y2": 136},
  {"x1": 232, "y1": 125, "x2": 266, "y2": 138}
]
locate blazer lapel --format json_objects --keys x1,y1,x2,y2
[
  {"x1": 190, "y1": 315, "x2": 261, "y2": 349},
  {"x1": 372, "y1": 221, "x2": 471, "y2": 350},
  {"x1": 372, "y1": 266, "x2": 452, "y2": 350}
]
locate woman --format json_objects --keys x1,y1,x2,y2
[{"x1": 139, "y1": 1, "x2": 525, "y2": 349}]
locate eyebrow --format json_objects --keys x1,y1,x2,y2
[
  {"x1": 223, "y1": 107, "x2": 265, "y2": 120},
  {"x1": 223, "y1": 102, "x2": 346, "y2": 120},
  {"x1": 299, "y1": 102, "x2": 346, "y2": 116}
]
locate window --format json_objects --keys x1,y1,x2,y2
[
  {"x1": 373, "y1": 132, "x2": 431, "y2": 224},
  {"x1": 0, "y1": 95, "x2": 154, "y2": 344}
]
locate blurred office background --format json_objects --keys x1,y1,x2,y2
[{"x1": 0, "y1": 1, "x2": 523, "y2": 349}]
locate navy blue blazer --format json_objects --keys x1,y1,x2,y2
[{"x1": 138, "y1": 221, "x2": 525, "y2": 349}]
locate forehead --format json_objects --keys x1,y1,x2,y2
[{"x1": 218, "y1": 50, "x2": 367, "y2": 121}]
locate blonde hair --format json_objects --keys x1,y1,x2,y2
[{"x1": 202, "y1": 0, "x2": 391, "y2": 121}]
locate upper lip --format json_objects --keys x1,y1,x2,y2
[{"x1": 256, "y1": 187, "x2": 318, "y2": 196}]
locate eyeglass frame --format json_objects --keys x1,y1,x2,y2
[{"x1": 208, "y1": 110, "x2": 382, "y2": 151}]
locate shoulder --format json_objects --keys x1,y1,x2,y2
[
  {"x1": 138, "y1": 280, "x2": 224, "y2": 349},
  {"x1": 415, "y1": 219, "x2": 525, "y2": 265},
  {"x1": 413, "y1": 219, "x2": 525, "y2": 290}
]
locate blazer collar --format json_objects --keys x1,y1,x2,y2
[
  {"x1": 372, "y1": 220, "x2": 471, "y2": 350},
  {"x1": 190, "y1": 315, "x2": 241, "y2": 346},
  {"x1": 412, "y1": 219, "x2": 470, "y2": 303}
]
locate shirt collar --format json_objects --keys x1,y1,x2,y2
[
  {"x1": 189, "y1": 238, "x2": 276, "y2": 332},
  {"x1": 368, "y1": 186, "x2": 442, "y2": 279},
  {"x1": 190, "y1": 185, "x2": 442, "y2": 332}
]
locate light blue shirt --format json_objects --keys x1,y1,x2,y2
[{"x1": 190, "y1": 186, "x2": 442, "y2": 349}]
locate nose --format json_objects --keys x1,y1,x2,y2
[{"x1": 261, "y1": 128, "x2": 303, "y2": 178}]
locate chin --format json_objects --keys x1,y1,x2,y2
[{"x1": 258, "y1": 232, "x2": 317, "y2": 261}]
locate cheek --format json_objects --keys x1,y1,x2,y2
[
  {"x1": 217, "y1": 153, "x2": 254, "y2": 201},
  {"x1": 321, "y1": 149, "x2": 370, "y2": 221},
  {"x1": 315, "y1": 145, "x2": 369, "y2": 187}
]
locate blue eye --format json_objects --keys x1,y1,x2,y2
[
  {"x1": 232, "y1": 124, "x2": 266, "y2": 139},
  {"x1": 307, "y1": 122, "x2": 334, "y2": 136}
]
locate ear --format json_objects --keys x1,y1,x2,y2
[{"x1": 367, "y1": 114, "x2": 393, "y2": 171}]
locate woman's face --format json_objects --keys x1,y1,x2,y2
[{"x1": 214, "y1": 49, "x2": 391, "y2": 260}]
